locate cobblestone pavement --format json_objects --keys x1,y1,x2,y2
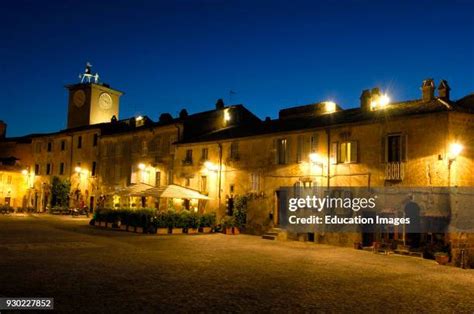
[{"x1": 0, "y1": 215, "x2": 473, "y2": 313}]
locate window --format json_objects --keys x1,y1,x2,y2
[
  {"x1": 155, "y1": 171, "x2": 161, "y2": 187},
  {"x1": 251, "y1": 173, "x2": 261, "y2": 192},
  {"x1": 230, "y1": 142, "x2": 239, "y2": 160},
  {"x1": 384, "y1": 134, "x2": 407, "y2": 163},
  {"x1": 201, "y1": 176, "x2": 207, "y2": 192},
  {"x1": 91, "y1": 161, "x2": 97, "y2": 176},
  {"x1": 184, "y1": 149, "x2": 193, "y2": 164},
  {"x1": 35, "y1": 164, "x2": 40, "y2": 175},
  {"x1": 296, "y1": 135, "x2": 304, "y2": 163},
  {"x1": 229, "y1": 184, "x2": 235, "y2": 194},
  {"x1": 339, "y1": 141, "x2": 358, "y2": 163},
  {"x1": 201, "y1": 148, "x2": 209, "y2": 161},
  {"x1": 59, "y1": 162, "x2": 65, "y2": 175},
  {"x1": 310, "y1": 134, "x2": 318, "y2": 153},
  {"x1": 35, "y1": 143, "x2": 41, "y2": 153},
  {"x1": 61, "y1": 140, "x2": 66, "y2": 151},
  {"x1": 77, "y1": 136, "x2": 82, "y2": 149},
  {"x1": 47, "y1": 142, "x2": 52, "y2": 152},
  {"x1": 46, "y1": 163, "x2": 52, "y2": 175},
  {"x1": 142, "y1": 140, "x2": 148, "y2": 154},
  {"x1": 167, "y1": 169, "x2": 173, "y2": 184},
  {"x1": 7, "y1": 175, "x2": 12, "y2": 185},
  {"x1": 185, "y1": 177, "x2": 191, "y2": 187},
  {"x1": 276, "y1": 138, "x2": 288, "y2": 165},
  {"x1": 93, "y1": 134, "x2": 98, "y2": 146},
  {"x1": 169, "y1": 135, "x2": 177, "y2": 154}
]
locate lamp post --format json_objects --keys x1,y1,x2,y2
[{"x1": 448, "y1": 143, "x2": 463, "y2": 187}]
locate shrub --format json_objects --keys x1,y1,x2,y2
[
  {"x1": 221, "y1": 215, "x2": 235, "y2": 228},
  {"x1": 233, "y1": 195, "x2": 248, "y2": 228},
  {"x1": 186, "y1": 211, "x2": 201, "y2": 229},
  {"x1": 200, "y1": 212, "x2": 216, "y2": 228},
  {"x1": 153, "y1": 212, "x2": 169, "y2": 229}
]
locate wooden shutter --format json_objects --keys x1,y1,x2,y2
[
  {"x1": 350, "y1": 141, "x2": 358, "y2": 163},
  {"x1": 331, "y1": 142, "x2": 338, "y2": 164},
  {"x1": 401, "y1": 134, "x2": 408, "y2": 162}
]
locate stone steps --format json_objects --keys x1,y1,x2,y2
[{"x1": 262, "y1": 228, "x2": 287, "y2": 241}]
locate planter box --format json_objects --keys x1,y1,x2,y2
[
  {"x1": 94, "y1": 220, "x2": 101, "y2": 226},
  {"x1": 233, "y1": 227, "x2": 240, "y2": 235},
  {"x1": 156, "y1": 228, "x2": 169, "y2": 235},
  {"x1": 187, "y1": 228, "x2": 198, "y2": 234},
  {"x1": 201, "y1": 227, "x2": 212, "y2": 234},
  {"x1": 435, "y1": 255, "x2": 449, "y2": 265},
  {"x1": 171, "y1": 228, "x2": 183, "y2": 235},
  {"x1": 353, "y1": 242, "x2": 361, "y2": 250},
  {"x1": 99, "y1": 221, "x2": 106, "y2": 227},
  {"x1": 136, "y1": 227, "x2": 144, "y2": 234},
  {"x1": 224, "y1": 227, "x2": 233, "y2": 235},
  {"x1": 119, "y1": 225, "x2": 127, "y2": 231},
  {"x1": 127, "y1": 226, "x2": 136, "y2": 232}
]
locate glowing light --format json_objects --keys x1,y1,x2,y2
[
  {"x1": 75, "y1": 166, "x2": 82, "y2": 173},
  {"x1": 324, "y1": 101, "x2": 336, "y2": 113},
  {"x1": 379, "y1": 94, "x2": 390, "y2": 107},
  {"x1": 309, "y1": 153, "x2": 323, "y2": 164},
  {"x1": 21, "y1": 169, "x2": 28, "y2": 175},
  {"x1": 204, "y1": 161, "x2": 218, "y2": 171},
  {"x1": 370, "y1": 93, "x2": 390, "y2": 110},
  {"x1": 138, "y1": 163, "x2": 146, "y2": 170},
  {"x1": 136, "y1": 116, "x2": 143, "y2": 121},
  {"x1": 449, "y1": 143, "x2": 463, "y2": 160},
  {"x1": 224, "y1": 110, "x2": 231, "y2": 122}
]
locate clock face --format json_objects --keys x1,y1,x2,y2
[
  {"x1": 99, "y1": 92, "x2": 113, "y2": 110},
  {"x1": 73, "y1": 90, "x2": 86, "y2": 107}
]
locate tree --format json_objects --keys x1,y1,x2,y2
[{"x1": 51, "y1": 176, "x2": 71, "y2": 208}]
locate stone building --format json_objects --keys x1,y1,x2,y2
[{"x1": 1, "y1": 70, "x2": 473, "y2": 266}]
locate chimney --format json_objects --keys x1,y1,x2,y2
[
  {"x1": 0, "y1": 120, "x2": 6, "y2": 139},
  {"x1": 360, "y1": 89, "x2": 371, "y2": 111},
  {"x1": 438, "y1": 80, "x2": 450, "y2": 101},
  {"x1": 179, "y1": 109, "x2": 188, "y2": 119},
  {"x1": 215, "y1": 98, "x2": 225, "y2": 110},
  {"x1": 421, "y1": 78, "x2": 435, "y2": 102}
]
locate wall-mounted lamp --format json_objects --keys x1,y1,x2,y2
[
  {"x1": 448, "y1": 143, "x2": 463, "y2": 161},
  {"x1": 204, "y1": 161, "x2": 218, "y2": 172}
]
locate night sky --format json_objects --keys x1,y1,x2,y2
[{"x1": 1, "y1": 0, "x2": 473, "y2": 137}]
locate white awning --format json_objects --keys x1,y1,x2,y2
[
  {"x1": 143, "y1": 184, "x2": 210, "y2": 200},
  {"x1": 115, "y1": 183, "x2": 154, "y2": 196}
]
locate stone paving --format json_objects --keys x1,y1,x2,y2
[{"x1": 0, "y1": 215, "x2": 473, "y2": 313}]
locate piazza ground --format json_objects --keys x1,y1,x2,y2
[{"x1": 0, "y1": 215, "x2": 473, "y2": 313}]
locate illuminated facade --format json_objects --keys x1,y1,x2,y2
[{"x1": 1, "y1": 74, "x2": 473, "y2": 266}]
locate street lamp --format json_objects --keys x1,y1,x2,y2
[
  {"x1": 448, "y1": 143, "x2": 463, "y2": 161},
  {"x1": 75, "y1": 166, "x2": 82, "y2": 174}
]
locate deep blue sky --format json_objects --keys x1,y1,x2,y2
[{"x1": 1, "y1": 0, "x2": 473, "y2": 137}]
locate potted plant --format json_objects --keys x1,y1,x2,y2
[
  {"x1": 154, "y1": 212, "x2": 169, "y2": 235},
  {"x1": 168, "y1": 210, "x2": 184, "y2": 234},
  {"x1": 233, "y1": 195, "x2": 248, "y2": 235},
  {"x1": 200, "y1": 212, "x2": 216, "y2": 233},
  {"x1": 186, "y1": 211, "x2": 201, "y2": 234},
  {"x1": 221, "y1": 216, "x2": 235, "y2": 235},
  {"x1": 434, "y1": 252, "x2": 449, "y2": 265}
]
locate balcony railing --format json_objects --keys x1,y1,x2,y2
[{"x1": 385, "y1": 162, "x2": 405, "y2": 181}]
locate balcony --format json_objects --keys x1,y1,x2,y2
[{"x1": 385, "y1": 162, "x2": 404, "y2": 181}]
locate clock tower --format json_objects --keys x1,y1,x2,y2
[{"x1": 66, "y1": 64, "x2": 123, "y2": 129}]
